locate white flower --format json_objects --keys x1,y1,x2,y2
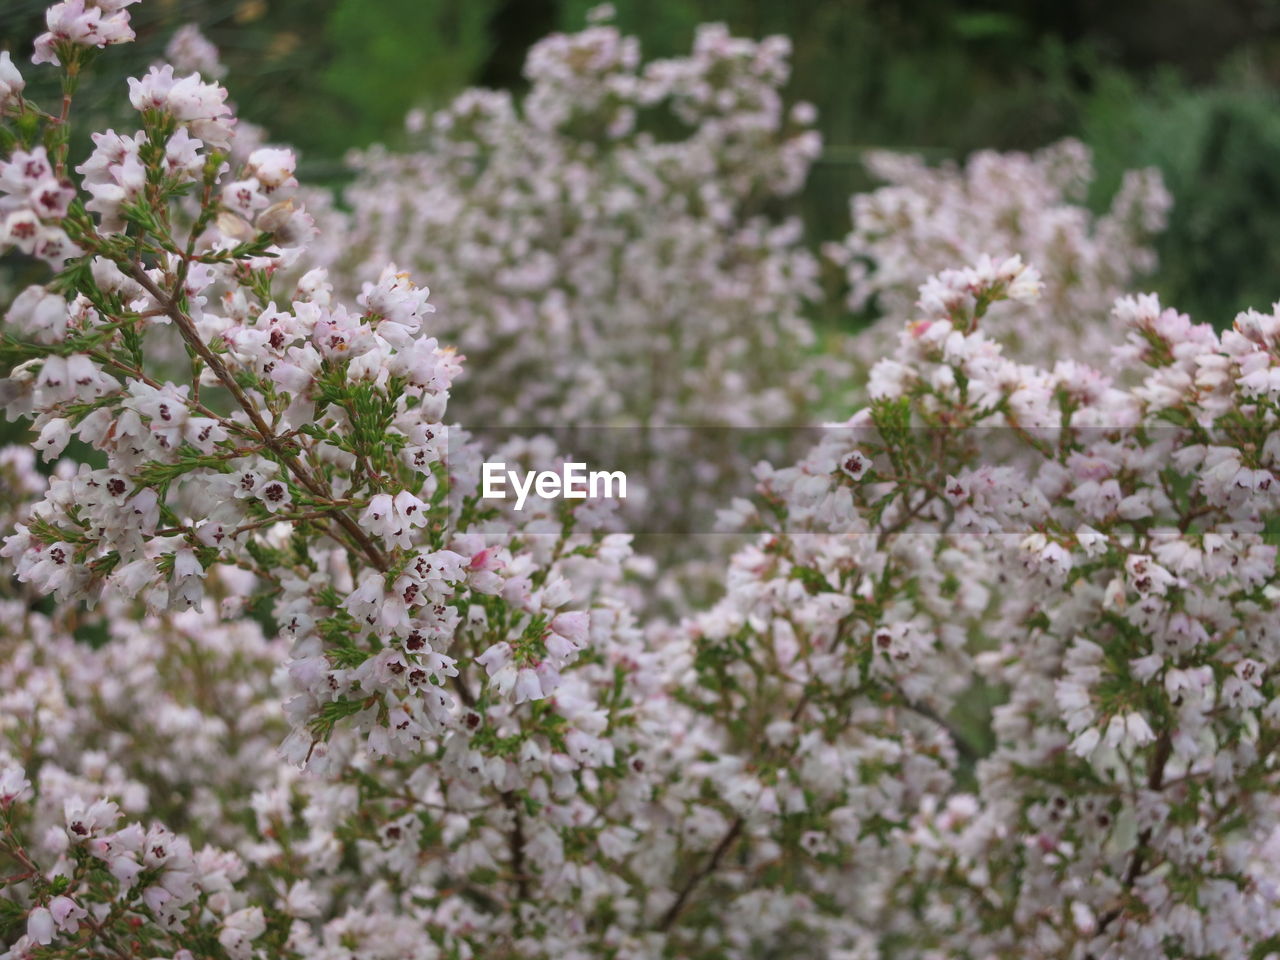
[
  {"x1": 127, "y1": 65, "x2": 234, "y2": 147},
  {"x1": 359, "y1": 491, "x2": 426, "y2": 549},
  {"x1": 258, "y1": 478, "x2": 292, "y2": 513},
  {"x1": 1004, "y1": 258, "x2": 1043, "y2": 303},
  {"x1": 514, "y1": 667, "x2": 544, "y2": 704},
  {"x1": 33, "y1": 0, "x2": 139, "y2": 66},
  {"x1": 0, "y1": 764, "x2": 31, "y2": 806},
  {"x1": 838, "y1": 450, "x2": 871, "y2": 481},
  {"x1": 280, "y1": 880, "x2": 321, "y2": 918},
  {"x1": 6, "y1": 285, "x2": 69, "y2": 343},
  {"x1": 34, "y1": 417, "x2": 71, "y2": 458},
  {"x1": 549, "y1": 610, "x2": 589, "y2": 647},
  {"x1": 165, "y1": 24, "x2": 225, "y2": 80},
  {"x1": 27, "y1": 906, "x2": 55, "y2": 945},
  {"x1": 49, "y1": 895, "x2": 87, "y2": 933},
  {"x1": 1070, "y1": 727, "x2": 1101, "y2": 757},
  {"x1": 218, "y1": 907, "x2": 266, "y2": 960},
  {"x1": 1124, "y1": 712, "x2": 1156, "y2": 747},
  {"x1": 476, "y1": 642, "x2": 512, "y2": 677},
  {"x1": 0, "y1": 51, "x2": 24, "y2": 109},
  {"x1": 246, "y1": 147, "x2": 296, "y2": 191}
]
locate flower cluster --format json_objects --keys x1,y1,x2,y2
[
  {"x1": 700, "y1": 259, "x2": 1280, "y2": 955},
  {"x1": 0, "y1": 13, "x2": 682, "y2": 956},
  {"x1": 0, "y1": 145, "x2": 81, "y2": 269},
  {"x1": 301, "y1": 14, "x2": 841, "y2": 606},
  {"x1": 312, "y1": 15, "x2": 827, "y2": 430},
  {"x1": 829, "y1": 139, "x2": 1171, "y2": 370},
  {"x1": 0, "y1": 592, "x2": 291, "y2": 958},
  {"x1": 32, "y1": 0, "x2": 138, "y2": 67}
]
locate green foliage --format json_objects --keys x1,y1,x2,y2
[
  {"x1": 1081, "y1": 62, "x2": 1280, "y2": 324},
  {"x1": 318, "y1": 0, "x2": 499, "y2": 153}
]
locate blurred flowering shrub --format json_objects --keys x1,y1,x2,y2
[
  {"x1": 314, "y1": 15, "x2": 828, "y2": 429},
  {"x1": 829, "y1": 139, "x2": 1172, "y2": 370},
  {"x1": 306, "y1": 15, "x2": 838, "y2": 612},
  {"x1": 2, "y1": 4, "x2": 1280, "y2": 960}
]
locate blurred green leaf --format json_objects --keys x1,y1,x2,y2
[{"x1": 950, "y1": 11, "x2": 1026, "y2": 41}]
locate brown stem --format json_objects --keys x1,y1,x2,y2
[
  {"x1": 659, "y1": 818, "x2": 744, "y2": 932},
  {"x1": 231, "y1": 507, "x2": 353, "y2": 536},
  {"x1": 1096, "y1": 726, "x2": 1173, "y2": 935},
  {"x1": 52, "y1": 89, "x2": 73, "y2": 179},
  {"x1": 88, "y1": 348, "x2": 238, "y2": 431},
  {"x1": 501, "y1": 791, "x2": 530, "y2": 908},
  {"x1": 659, "y1": 694, "x2": 812, "y2": 934},
  {"x1": 122, "y1": 262, "x2": 389, "y2": 572},
  {"x1": 1, "y1": 821, "x2": 39, "y2": 874}
]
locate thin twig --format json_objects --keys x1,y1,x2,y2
[
  {"x1": 1095, "y1": 726, "x2": 1173, "y2": 935},
  {"x1": 123, "y1": 261, "x2": 389, "y2": 572}
]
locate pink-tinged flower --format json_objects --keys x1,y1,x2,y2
[
  {"x1": 33, "y1": 0, "x2": 138, "y2": 65},
  {"x1": 549, "y1": 610, "x2": 589, "y2": 646},
  {"x1": 27, "y1": 906, "x2": 54, "y2": 944},
  {"x1": 218, "y1": 907, "x2": 265, "y2": 960},
  {"x1": 475, "y1": 642, "x2": 512, "y2": 677},
  {"x1": 513, "y1": 667, "x2": 543, "y2": 704},
  {"x1": 0, "y1": 51, "x2": 24, "y2": 109},
  {"x1": 838, "y1": 450, "x2": 871, "y2": 481},
  {"x1": 127, "y1": 65, "x2": 234, "y2": 147},
  {"x1": 48, "y1": 895, "x2": 86, "y2": 933},
  {"x1": 0, "y1": 764, "x2": 31, "y2": 806},
  {"x1": 245, "y1": 147, "x2": 296, "y2": 192}
]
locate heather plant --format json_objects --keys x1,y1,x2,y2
[
  {"x1": 829, "y1": 139, "x2": 1171, "y2": 371},
  {"x1": 300, "y1": 14, "x2": 840, "y2": 610},
  {"x1": 314, "y1": 12, "x2": 828, "y2": 430},
  {"x1": 0, "y1": 6, "x2": 654, "y2": 956},
  {"x1": 2, "y1": 4, "x2": 1280, "y2": 960},
  {"x1": 701, "y1": 257, "x2": 1280, "y2": 956}
]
